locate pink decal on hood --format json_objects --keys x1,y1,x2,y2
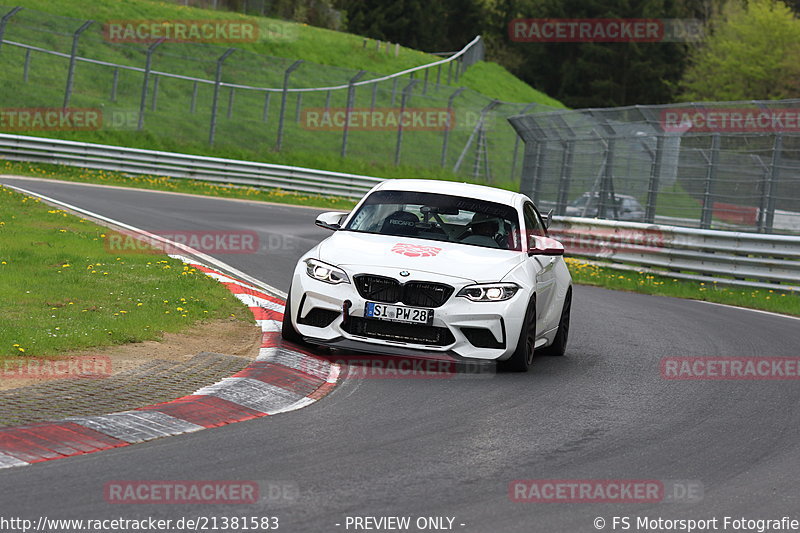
[{"x1": 392, "y1": 243, "x2": 442, "y2": 257}]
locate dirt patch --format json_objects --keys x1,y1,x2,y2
[{"x1": 0, "y1": 318, "x2": 261, "y2": 391}]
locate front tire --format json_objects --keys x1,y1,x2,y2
[
  {"x1": 498, "y1": 297, "x2": 536, "y2": 373},
  {"x1": 541, "y1": 287, "x2": 571, "y2": 357},
  {"x1": 280, "y1": 286, "x2": 305, "y2": 345}
]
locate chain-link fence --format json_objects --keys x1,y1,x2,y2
[
  {"x1": 0, "y1": 6, "x2": 554, "y2": 189},
  {"x1": 509, "y1": 102, "x2": 800, "y2": 235}
]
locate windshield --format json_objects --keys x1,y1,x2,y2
[{"x1": 345, "y1": 190, "x2": 521, "y2": 250}]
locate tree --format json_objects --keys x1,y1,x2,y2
[{"x1": 680, "y1": 0, "x2": 800, "y2": 101}]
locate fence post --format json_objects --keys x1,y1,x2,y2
[
  {"x1": 555, "y1": 140, "x2": 574, "y2": 215},
  {"x1": 761, "y1": 133, "x2": 782, "y2": 233},
  {"x1": 110, "y1": 68, "x2": 119, "y2": 101},
  {"x1": 436, "y1": 64, "x2": 441, "y2": 91},
  {"x1": 23, "y1": 49, "x2": 31, "y2": 82},
  {"x1": 137, "y1": 38, "x2": 164, "y2": 131},
  {"x1": 208, "y1": 47, "x2": 235, "y2": 146},
  {"x1": 422, "y1": 68, "x2": 429, "y2": 95},
  {"x1": 325, "y1": 90, "x2": 331, "y2": 111},
  {"x1": 262, "y1": 91, "x2": 271, "y2": 122},
  {"x1": 294, "y1": 92, "x2": 302, "y2": 122},
  {"x1": 341, "y1": 70, "x2": 366, "y2": 158},
  {"x1": 190, "y1": 81, "x2": 198, "y2": 113},
  {"x1": 226, "y1": 87, "x2": 235, "y2": 119},
  {"x1": 390, "y1": 77, "x2": 398, "y2": 106},
  {"x1": 0, "y1": 7, "x2": 23, "y2": 53},
  {"x1": 644, "y1": 134, "x2": 665, "y2": 223},
  {"x1": 394, "y1": 79, "x2": 418, "y2": 166},
  {"x1": 151, "y1": 75, "x2": 160, "y2": 111},
  {"x1": 447, "y1": 61, "x2": 453, "y2": 84},
  {"x1": 700, "y1": 133, "x2": 721, "y2": 229},
  {"x1": 510, "y1": 102, "x2": 537, "y2": 180},
  {"x1": 370, "y1": 81, "x2": 377, "y2": 111},
  {"x1": 275, "y1": 59, "x2": 303, "y2": 151},
  {"x1": 521, "y1": 141, "x2": 544, "y2": 203},
  {"x1": 440, "y1": 86, "x2": 465, "y2": 167},
  {"x1": 63, "y1": 20, "x2": 94, "y2": 108}
]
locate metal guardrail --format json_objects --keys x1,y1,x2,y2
[
  {"x1": 549, "y1": 216, "x2": 800, "y2": 292},
  {"x1": 2, "y1": 132, "x2": 798, "y2": 292},
  {"x1": 0, "y1": 133, "x2": 382, "y2": 198}
]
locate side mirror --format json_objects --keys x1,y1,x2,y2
[
  {"x1": 315, "y1": 211, "x2": 348, "y2": 231},
  {"x1": 542, "y1": 209, "x2": 553, "y2": 229},
  {"x1": 528, "y1": 235, "x2": 565, "y2": 256}
]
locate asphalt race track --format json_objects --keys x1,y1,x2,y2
[{"x1": 1, "y1": 176, "x2": 799, "y2": 533}]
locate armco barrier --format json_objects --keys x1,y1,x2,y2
[
  {"x1": 550, "y1": 217, "x2": 800, "y2": 292},
  {"x1": 0, "y1": 133, "x2": 382, "y2": 199},
  {"x1": 2, "y1": 133, "x2": 798, "y2": 292}
]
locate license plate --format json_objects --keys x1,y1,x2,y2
[{"x1": 365, "y1": 302, "x2": 433, "y2": 325}]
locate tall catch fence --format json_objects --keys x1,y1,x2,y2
[
  {"x1": 0, "y1": 6, "x2": 555, "y2": 187},
  {"x1": 509, "y1": 101, "x2": 800, "y2": 235}
]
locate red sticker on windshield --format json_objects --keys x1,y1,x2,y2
[{"x1": 392, "y1": 243, "x2": 442, "y2": 257}]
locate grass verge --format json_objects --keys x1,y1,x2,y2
[
  {"x1": 0, "y1": 184, "x2": 252, "y2": 358},
  {"x1": 566, "y1": 258, "x2": 800, "y2": 316}
]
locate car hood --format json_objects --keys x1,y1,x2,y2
[{"x1": 316, "y1": 231, "x2": 526, "y2": 283}]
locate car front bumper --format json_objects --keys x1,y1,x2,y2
[{"x1": 288, "y1": 264, "x2": 527, "y2": 362}]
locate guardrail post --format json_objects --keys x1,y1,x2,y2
[
  {"x1": 137, "y1": 38, "x2": 164, "y2": 131},
  {"x1": 63, "y1": 19, "x2": 94, "y2": 108},
  {"x1": 645, "y1": 134, "x2": 665, "y2": 223},
  {"x1": 510, "y1": 102, "x2": 537, "y2": 180},
  {"x1": 23, "y1": 49, "x2": 31, "y2": 82},
  {"x1": 341, "y1": 70, "x2": 366, "y2": 158},
  {"x1": 761, "y1": 133, "x2": 782, "y2": 233},
  {"x1": 275, "y1": 59, "x2": 303, "y2": 151},
  {"x1": 208, "y1": 47, "x2": 235, "y2": 146},
  {"x1": 700, "y1": 133, "x2": 721, "y2": 229},
  {"x1": 0, "y1": 7, "x2": 23, "y2": 53},
  {"x1": 440, "y1": 86, "x2": 465, "y2": 167},
  {"x1": 394, "y1": 79, "x2": 418, "y2": 166}
]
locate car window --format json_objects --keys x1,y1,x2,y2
[
  {"x1": 523, "y1": 202, "x2": 546, "y2": 241},
  {"x1": 346, "y1": 190, "x2": 521, "y2": 250}
]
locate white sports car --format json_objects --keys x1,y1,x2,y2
[{"x1": 282, "y1": 179, "x2": 573, "y2": 372}]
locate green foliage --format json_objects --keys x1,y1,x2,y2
[{"x1": 680, "y1": 0, "x2": 800, "y2": 101}]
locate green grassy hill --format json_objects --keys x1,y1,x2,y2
[{"x1": 0, "y1": 0, "x2": 566, "y2": 186}]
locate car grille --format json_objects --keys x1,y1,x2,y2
[
  {"x1": 353, "y1": 275, "x2": 453, "y2": 308},
  {"x1": 344, "y1": 317, "x2": 455, "y2": 346}
]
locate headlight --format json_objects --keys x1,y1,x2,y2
[
  {"x1": 457, "y1": 283, "x2": 519, "y2": 302},
  {"x1": 305, "y1": 258, "x2": 350, "y2": 285}
]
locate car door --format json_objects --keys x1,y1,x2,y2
[{"x1": 523, "y1": 203, "x2": 557, "y2": 333}]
